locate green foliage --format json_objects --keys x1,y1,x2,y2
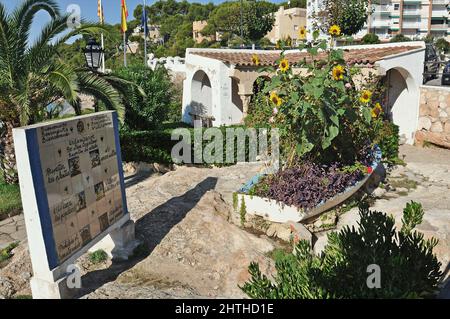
[
  {"x1": 435, "y1": 38, "x2": 450, "y2": 54},
  {"x1": 374, "y1": 121, "x2": 401, "y2": 166},
  {"x1": 120, "y1": 124, "x2": 257, "y2": 165},
  {"x1": 361, "y1": 33, "x2": 380, "y2": 45},
  {"x1": 253, "y1": 34, "x2": 381, "y2": 166},
  {"x1": 0, "y1": 242, "x2": 19, "y2": 263},
  {"x1": 0, "y1": 174, "x2": 22, "y2": 219},
  {"x1": 113, "y1": 65, "x2": 176, "y2": 131},
  {"x1": 207, "y1": 1, "x2": 277, "y2": 43},
  {"x1": 88, "y1": 249, "x2": 108, "y2": 264},
  {"x1": 241, "y1": 202, "x2": 443, "y2": 299},
  {"x1": 240, "y1": 196, "x2": 247, "y2": 226},
  {"x1": 390, "y1": 34, "x2": 412, "y2": 43},
  {"x1": 322, "y1": 0, "x2": 369, "y2": 36}
]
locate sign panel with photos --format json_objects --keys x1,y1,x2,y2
[{"x1": 17, "y1": 111, "x2": 128, "y2": 268}]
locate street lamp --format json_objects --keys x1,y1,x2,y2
[{"x1": 83, "y1": 38, "x2": 104, "y2": 71}]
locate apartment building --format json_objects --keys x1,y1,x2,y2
[
  {"x1": 265, "y1": 6, "x2": 307, "y2": 44},
  {"x1": 307, "y1": 0, "x2": 449, "y2": 40},
  {"x1": 367, "y1": 0, "x2": 449, "y2": 40}
]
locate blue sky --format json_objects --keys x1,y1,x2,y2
[{"x1": 2, "y1": 0, "x2": 285, "y2": 43}]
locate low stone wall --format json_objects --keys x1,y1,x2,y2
[{"x1": 416, "y1": 86, "x2": 450, "y2": 148}]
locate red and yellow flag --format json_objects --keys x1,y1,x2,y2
[
  {"x1": 121, "y1": 0, "x2": 128, "y2": 33},
  {"x1": 97, "y1": 0, "x2": 104, "y2": 24}
]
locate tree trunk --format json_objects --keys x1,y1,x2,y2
[{"x1": 0, "y1": 121, "x2": 19, "y2": 184}]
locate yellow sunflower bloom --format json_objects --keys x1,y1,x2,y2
[
  {"x1": 329, "y1": 25, "x2": 341, "y2": 37},
  {"x1": 270, "y1": 92, "x2": 282, "y2": 106},
  {"x1": 371, "y1": 102, "x2": 383, "y2": 118},
  {"x1": 279, "y1": 58, "x2": 289, "y2": 72},
  {"x1": 298, "y1": 26, "x2": 307, "y2": 40},
  {"x1": 360, "y1": 90, "x2": 372, "y2": 104},
  {"x1": 252, "y1": 54, "x2": 260, "y2": 66},
  {"x1": 332, "y1": 65, "x2": 345, "y2": 81}
]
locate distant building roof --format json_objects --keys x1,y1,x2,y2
[{"x1": 190, "y1": 45, "x2": 423, "y2": 67}]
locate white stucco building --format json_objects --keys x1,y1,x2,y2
[{"x1": 182, "y1": 42, "x2": 426, "y2": 144}]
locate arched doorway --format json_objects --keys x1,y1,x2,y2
[
  {"x1": 190, "y1": 70, "x2": 213, "y2": 126},
  {"x1": 251, "y1": 76, "x2": 271, "y2": 103},
  {"x1": 380, "y1": 67, "x2": 419, "y2": 143}
]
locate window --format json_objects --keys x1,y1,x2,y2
[{"x1": 394, "y1": 4, "x2": 399, "y2": 10}]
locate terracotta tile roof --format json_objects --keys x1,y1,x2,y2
[{"x1": 190, "y1": 46, "x2": 422, "y2": 67}]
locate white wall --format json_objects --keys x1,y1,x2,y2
[{"x1": 183, "y1": 50, "x2": 244, "y2": 126}]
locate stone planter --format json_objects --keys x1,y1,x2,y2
[{"x1": 234, "y1": 146, "x2": 382, "y2": 224}]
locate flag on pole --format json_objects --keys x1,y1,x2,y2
[
  {"x1": 121, "y1": 0, "x2": 128, "y2": 33},
  {"x1": 97, "y1": 0, "x2": 104, "y2": 24},
  {"x1": 141, "y1": 5, "x2": 148, "y2": 35}
]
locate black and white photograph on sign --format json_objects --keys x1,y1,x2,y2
[{"x1": 68, "y1": 156, "x2": 82, "y2": 177}]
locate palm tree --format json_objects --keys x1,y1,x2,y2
[{"x1": 0, "y1": 0, "x2": 129, "y2": 184}]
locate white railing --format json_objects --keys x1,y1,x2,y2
[
  {"x1": 373, "y1": 4, "x2": 391, "y2": 12},
  {"x1": 432, "y1": 0, "x2": 449, "y2": 5},
  {"x1": 403, "y1": 21, "x2": 420, "y2": 28},
  {"x1": 431, "y1": 10, "x2": 449, "y2": 17},
  {"x1": 402, "y1": 10, "x2": 421, "y2": 16},
  {"x1": 372, "y1": 20, "x2": 391, "y2": 27}
]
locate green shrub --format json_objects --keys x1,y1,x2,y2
[
  {"x1": 0, "y1": 241, "x2": 19, "y2": 263},
  {"x1": 88, "y1": 249, "x2": 108, "y2": 264},
  {"x1": 361, "y1": 33, "x2": 380, "y2": 44},
  {"x1": 0, "y1": 174, "x2": 22, "y2": 219},
  {"x1": 390, "y1": 34, "x2": 411, "y2": 43},
  {"x1": 435, "y1": 38, "x2": 450, "y2": 54},
  {"x1": 374, "y1": 121, "x2": 402, "y2": 166},
  {"x1": 120, "y1": 124, "x2": 267, "y2": 165},
  {"x1": 113, "y1": 65, "x2": 178, "y2": 131},
  {"x1": 241, "y1": 201, "x2": 442, "y2": 299}
]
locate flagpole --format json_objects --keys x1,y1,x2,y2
[
  {"x1": 123, "y1": 32, "x2": 127, "y2": 67},
  {"x1": 143, "y1": 0, "x2": 147, "y2": 67},
  {"x1": 98, "y1": 0, "x2": 105, "y2": 72}
]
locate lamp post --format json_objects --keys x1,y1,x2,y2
[{"x1": 83, "y1": 38, "x2": 104, "y2": 72}]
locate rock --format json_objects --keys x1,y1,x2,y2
[
  {"x1": 429, "y1": 106, "x2": 440, "y2": 118},
  {"x1": 396, "y1": 187, "x2": 408, "y2": 193},
  {"x1": 430, "y1": 122, "x2": 443, "y2": 133},
  {"x1": 418, "y1": 117, "x2": 432, "y2": 131},
  {"x1": 444, "y1": 123, "x2": 450, "y2": 134},
  {"x1": 0, "y1": 277, "x2": 15, "y2": 299},
  {"x1": 373, "y1": 187, "x2": 387, "y2": 198},
  {"x1": 266, "y1": 223, "x2": 292, "y2": 242}
]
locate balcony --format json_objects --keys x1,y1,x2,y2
[
  {"x1": 372, "y1": 20, "x2": 392, "y2": 28},
  {"x1": 402, "y1": 10, "x2": 421, "y2": 17},
  {"x1": 431, "y1": 10, "x2": 449, "y2": 18},
  {"x1": 402, "y1": 21, "x2": 420, "y2": 29},
  {"x1": 432, "y1": 0, "x2": 448, "y2": 5},
  {"x1": 430, "y1": 24, "x2": 448, "y2": 30},
  {"x1": 372, "y1": 4, "x2": 391, "y2": 14}
]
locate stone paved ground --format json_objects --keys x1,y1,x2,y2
[
  {"x1": 1, "y1": 146, "x2": 449, "y2": 298},
  {"x1": 0, "y1": 215, "x2": 26, "y2": 251}
]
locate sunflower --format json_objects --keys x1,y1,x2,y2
[
  {"x1": 371, "y1": 102, "x2": 383, "y2": 118},
  {"x1": 270, "y1": 92, "x2": 282, "y2": 106},
  {"x1": 298, "y1": 26, "x2": 307, "y2": 40},
  {"x1": 329, "y1": 25, "x2": 341, "y2": 37},
  {"x1": 332, "y1": 65, "x2": 345, "y2": 81},
  {"x1": 360, "y1": 90, "x2": 372, "y2": 104},
  {"x1": 252, "y1": 54, "x2": 260, "y2": 66},
  {"x1": 279, "y1": 58, "x2": 289, "y2": 72}
]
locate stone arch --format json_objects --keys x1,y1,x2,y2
[
  {"x1": 190, "y1": 70, "x2": 213, "y2": 120},
  {"x1": 380, "y1": 67, "x2": 419, "y2": 142}
]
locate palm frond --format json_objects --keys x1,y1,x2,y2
[
  {"x1": 47, "y1": 62, "x2": 79, "y2": 104},
  {"x1": 76, "y1": 72, "x2": 124, "y2": 120}
]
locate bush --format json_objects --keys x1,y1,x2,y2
[
  {"x1": 435, "y1": 38, "x2": 450, "y2": 54},
  {"x1": 361, "y1": 33, "x2": 380, "y2": 44},
  {"x1": 88, "y1": 249, "x2": 108, "y2": 264},
  {"x1": 113, "y1": 65, "x2": 178, "y2": 131},
  {"x1": 390, "y1": 34, "x2": 411, "y2": 43},
  {"x1": 120, "y1": 124, "x2": 263, "y2": 165},
  {"x1": 241, "y1": 201, "x2": 443, "y2": 299},
  {"x1": 374, "y1": 121, "x2": 402, "y2": 166}
]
